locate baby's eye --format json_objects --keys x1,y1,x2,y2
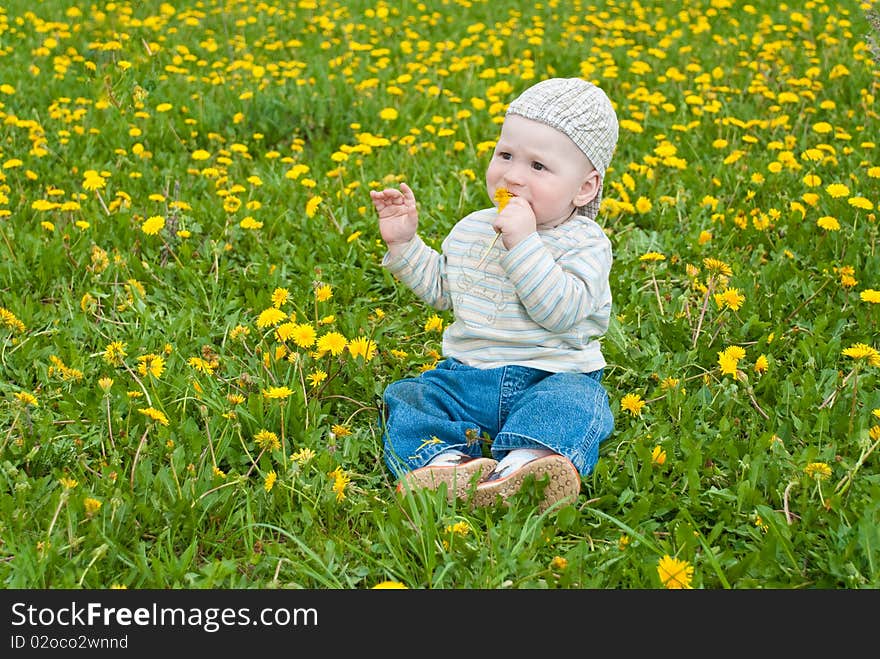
[
  {"x1": 498, "y1": 152, "x2": 512, "y2": 160},
  {"x1": 531, "y1": 161, "x2": 546, "y2": 171}
]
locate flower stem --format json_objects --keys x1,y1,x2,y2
[
  {"x1": 691, "y1": 279, "x2": 714, "y2": 348},
  {"x1": 477, "y1": 231, "x2": 501, "y2": 268}
]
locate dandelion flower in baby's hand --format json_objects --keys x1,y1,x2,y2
[
  {"x1": 479, "y1": 188, "x2": 512, "y2": 267},
  {"x1": 494, "y1": 187, "x2": 512, "y2": 211}
]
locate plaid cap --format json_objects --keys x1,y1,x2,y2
[{"x1": 506, "y1": 77, "x2": 618, "y2": 219}]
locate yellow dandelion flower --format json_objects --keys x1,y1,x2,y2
[
  {"x1": 136, "y1": 354, "x2": 166, "y2": 378},
  {"x1": 860, "y1": 289, "x2": 880, "y2": 304},
  {"x1": 718, "y1": 350, "x2": 739, "y2": 377},
  {"x1": 651, "y1": 445, "x2": 667, "y2": 466},
  {"x1": 639, "y1": 251, "x2": 666, "y2": 262},
  {"x1": 230, "y1": 325, "x2": 250, "y2": 341},
  {"x1": 329, "y1": 467, "x2": 350, "y2": 502},
  {"x1": 305, "y1": 195, "x2": 322, "y2": 218},
  {"x1": 263, "y1": 386, "x2": 293, "y2": 400},
  {"x1": 141, "y1": 215, "x2": 165, "y2": 235},
  {"x1": 314, "y1": 284, "x2": 333, "y2": 302},
  {"x1": 372, "y1": 581, "x2": 407, "y2": 589},
  {"x1": 842, "y1": 343, "x2": 880, "y2": 367},
  {"x1": 424, "y1": 314, "x2": 444, "y2": 332},
  {"x1": 713, "y1": 287, "x2": 745, "y2": 311},
  {"x1": 657, "y1": 555, "x2": 694, "y2": 589},
  {"x1": 635, "y1": 196, "x2": 652, "y2": 214},
  {"x1": 620, "y1": 393, "x2": 646, "y2": 417},
  {"x1": 187, "y1": 356, "x2": 217, "y2": 375},
  {"x1": 14, "y1": 391, "x2": 38, "y2": 407},
  {"x1": 317, "y1": 331, "x2": 347, "y2": 356},
  {"x1": 816, "y1": 216, "x2": 840, "y2": 231},
  {"x1": 348, "y1": 336, "x2": 378, "y2": 362},
  {"x1": 271, "y1": 288, "x2": 290, "y2": 308},
  {"x1": 0, "y1": 307, "x2": 26, "y2": 333},
  {"x1": 494, "y1": 187, "x2": 512, "y2": 211},
  {"x1": 82, "y1": 171, "x2": 106, "y2": 191},
  {"x1": 191, "y1": 149, "x2": 211, "y2": 160},
  {"x1": 754, "y1": 354, "x2": 769, "y2": 374},
  {"x1": 103, "y1": 341, "x2": 127, "y2": 366},
  {"x1": 802, "y1": 192, "x2": 820, "y2": 207},
  {"x1": 550, "y1": 556, "x2": 568, "y2": 571},
  {"x1": 83, "y1": 497, "x2": 103, "y2": 517},
  {"x1": 275, "y1": 322, "x2": 297, "y2": 342},
  {"x1": 292, "y1": 323, "x2": 317, "y2": 348},
  {"x1": 255, "y1": 429, "x2": 280, "y2": 451},
  {"x1": 138, "y1": 407, "x2": 169, "y2": 426},
  {"x1": 848, "y1": 197, "x2": 873, "y2": 210},
  {"x1": 263, "y1": 470, "x2": 277, "y2": 492},
  {"x1": 59, "y1": 477, "x2": 78, "y2": 489},
  {"x1": 80, "y1": 292, "x2": 97, "y2": 313},
  {"x1": 223, "y1": 195, "x2": 241, "y2": 214},
  {"x1": 804, "y1": 462, "x2": 831, "y2": 480},
  {"x1": 802, "y1": 173, "x2": 823, "y2": 187},
  {"x1": 660, "y1": 377, "x2": 679, "y2": 390},
  {"x1": 835, "y1": 265, "x2": 858, "y2": 288},
  {"x1": 307, "y1": 370, "x2": 327, "y2": 387},
  {"x1": 285, "y1": 163, "x2": 310, "y2": 180},
  {"x1": 331, "y1": 424, "x2": 352, "y2": 437},
  {"x1": 31, "y1": 199, "x2": 60, "y2": 211},
  {"x1": 240, "y1": 216, "x2": 263, "y2": 229},
  {"x1": 291, "y1": 447, "x2": 316, "y2": 464},
  {"x1": 702, "y1": 257, "x2": 732, "y2": 277},
  {"x1": 256, "y1": 306, "x2": 287, "y2": 328},
  {"x1": 379, "y1": 107, "x2": 398, "y2": 121},
  {"x1": 825, "y1": 183, "x2": 850, "y2": 198}
]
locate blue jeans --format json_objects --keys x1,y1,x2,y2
[{"x1": 380, "y1": 358, "x2": 614, "y2": 478}]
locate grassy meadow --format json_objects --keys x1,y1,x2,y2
[{"x1": 1, "y1": 0, "x2": 879, "y2": 589}]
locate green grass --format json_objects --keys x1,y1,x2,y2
[{"x1": 1, "y1": 0, "x2": 879, "y2": 589}]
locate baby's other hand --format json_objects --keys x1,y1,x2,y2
[{"x1": 370, "y1": 182, "x2": 419, "y2": 249}]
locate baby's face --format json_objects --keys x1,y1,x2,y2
[{"x1": 485, "y1": 114, "x2": 598, "y2": 228}]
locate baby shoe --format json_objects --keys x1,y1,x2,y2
[
  {"x1": 396, "y1": 453, "x2": 498, "y2": 503},
  {"x1": 473, "y1": 449, "x2": 580, "y2": 511}
]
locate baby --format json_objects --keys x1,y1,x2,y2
[{"x1": 370, "y1": 77, "x2": 619, "y2": 511}]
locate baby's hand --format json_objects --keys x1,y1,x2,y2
[
  {"x1": 492, "y1": 195, "x2": 535, "y2": 250},
  {"x1": 370, "y1": 182, "x2": 419, "y2": 249}
]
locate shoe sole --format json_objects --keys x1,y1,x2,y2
[
  {"x1": 472, "y1": 454, "x2": 580, "y2": 511},
  {"x1": 396, "y1": 457, "x2": 498, "y2": 502}
]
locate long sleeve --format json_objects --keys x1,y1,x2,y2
[
  {"x1": 501, "y1": 230, "x2": 611, "y2": 333},
  {"x1": 382, "y1": 234, "x2": 452, "y2": 311}
]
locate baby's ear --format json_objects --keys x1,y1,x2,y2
[{"x1": 573, "y1": 170, "x2": 601, "y2": 207}]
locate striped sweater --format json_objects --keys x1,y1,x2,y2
[{"x1": 383, "y1": 206, "x2": 612, "y2": 373}]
